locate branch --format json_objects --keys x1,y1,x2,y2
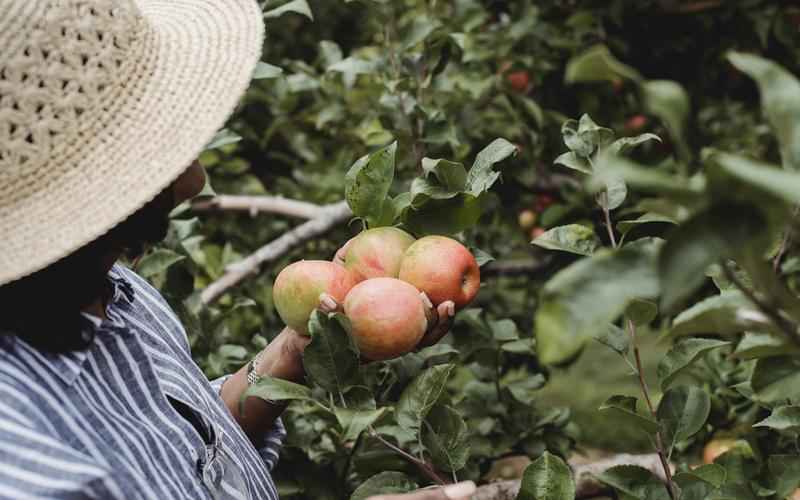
[
  {"x1": 472, "y1": 454, "x2": 667, "y2": 500},
  {"x1": 191, "y1": 195, "x2": 325, "y2": 219},
  {"x1": 482, "y1": 258, "x2": 549, "y2": 277},
  {"x1": 200, "y1": 201, "x2": 352, "y2": 305},
  {"x1": 368, "y1": 427, "x2": 448, "y2": 486}
]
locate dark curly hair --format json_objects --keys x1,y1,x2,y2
[{"x1": 0, "y1": 187, "x2": 175, "y2": 353}]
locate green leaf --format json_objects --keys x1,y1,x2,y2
[
  {"x1": 243, "y1": 375, "x2": 313, "y2": 403},
  {"x1": 595, "y1": 465, "x2": 671, "y2": 500},
  {"x1": 594, "y1": 323, "x2": 629, "y2": 356},
  {"x1": 656, "y1": 385, "x2": 711, "y2": 455},
  {"x1": 350, "y1": 472, "x2": 418, "y2": 500},
  {"x1": 554, "y1": 151, "x2": 591, "y2": 174},
  {"x1": 252, "y1": 61, "x2": 283, "y2": 79},
  {"x1": 712, "y1": 151, "x2": 800, "y2": 204},
  {"x1": 505, "y1": 374, "x2": 546, "y2": 405},
  {"x1": 396, "y1": 364, "x2": 454, "y2": 435},
  {"x1": 421, "y1": 158, "x2": 467, "y2": 192},
  {"x1": 658, "y1": 338, "x2": 731, "y2": 390},
  {"x1": 767, "y1": 455, "x2": 800, "y2": 497},
  {"x1": 727, "y1": 52, "x2": 800, "y2": 171},
  {"x1": 465, "y1": 138, "x2": 517, "y2": 195},
  {"x1": 422, "y1": 405, "x2": 470, "y2": 472},
  {"x1": 490, "y1": 319, "x2": 519, "y2": 341},
  {"x1": 402, "y1": 193, "x2": 484, "y2": 236},
  {"x1": 598, "y1": 395, "x2": 660, "y2": 436},
  {"x1": 734, "y1": 332, "x2": 800, "y2": 360},
  {"x1": 205, "y1": 128, "x2": 242, "y2": 150},
  {"x1": 625, "y1": 299, "x2": 658, "y2": 326},
  {"x1": 327, "y1": 57, "x2": 378, "y2": 87},
  {"x1": 617, "y1": 212, "x2": 676, "y2": 235},
  {"x1": 590, "y1": 151, "x2": 704, "y2": 201},
  {"x1": 751, "y1": 356, "x2": 800, "y2": 404},
  {"x1": 531, "y1": 224, "x2": 600, "y2": 256},
  {"x1": 345, "y1": 142, "x2": 396, "y2": 228},
  {"x1": 668, "y1": 291, "x2": 771, "y2": 338},
  {"x1": 517, "y1": 451, "x2": 575, "y2": 500},
  {"x1": 564, "y1": 45, "x2": 642, "y2": 84},
  {"x1": 535, "y1": 242, "x2": 660, "y2": 364},
  {"x1": 597, "y1": 172, "x2": 628, "y2": 211},
  {"x1": 754, "y1": 405, "x2": 800, "y2": 433},
  {"x1": 642, "y1": 80, "x2": 690, "y2": 154},
  {"x1": 607, "y1": 133, "x2": 662, "y2": 156},
  {"x1": 304, "y1": 311, "x2": 361, "y2": 394},
  {"x1": 658, "y1": 203, "x2": 766, "y2": 312},
  {"x1": 135, "y1": 249, "x2": 185, "y2": 279},
  {"x1": 472, "y1": 248, "x2": 495, "y2": 267},
  {"x1": 335, "y1": 407, "x2": 388, "y2": 442},
  {"x1": 264, "y1": 0, "x2": 313, "y2": 20}
]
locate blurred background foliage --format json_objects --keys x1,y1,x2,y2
[{"x1": 133, "y1": 0, "x2": 800, "y2": 497}]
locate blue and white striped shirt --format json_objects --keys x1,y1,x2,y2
[{"x1": 0, "y1": 263, "x2": 284, "y2": 499}]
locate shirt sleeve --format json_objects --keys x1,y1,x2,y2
[
  {"x1": 208, "y1": 374, "x2": 287, "y2": 471},
  {"x1": 0, "y1": 412, "x2": 128, "y2": 499}
]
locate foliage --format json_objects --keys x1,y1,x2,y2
[{"x1": 134, "y1": 0, "x2": 800, "y2": 498}]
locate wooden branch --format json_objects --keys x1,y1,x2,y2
[
  {"x1": 482, "y1": 258, "x2": 549, "y2": 277},
  {"x1": 191, "y1": 195, "x2": 325, "y2": 219},
  {"x1": 200, "y1": 201, "x2": 352, "y2": 305},
  {"x1": 472, "y1": 454, "x2": 667, "y2": 500}
]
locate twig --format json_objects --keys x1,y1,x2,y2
[
  {"x1": 773, "y1": 205, "x2": 799, "y2": 272},
  {"x1": 200, "y1": 201, "x2": 352, "y2": 305},
  {"x1": 601, "y1": 197, "x2": 618, "y2": 248},
  {"x1": 471, "y1": 453, "x2": 668, "y2": 500},
  {"x1": 368, "y1": 427, "x2": 448, "y2": 486},
  {"x1": 191, "y1": 195, "x2": 324, "y2": 219},
  {"x1": 627, "y1": 319, "x2": 678, "y2": 500},
  {"x1": 721, "y1": 260, "x2": 800, "y2": 344}
]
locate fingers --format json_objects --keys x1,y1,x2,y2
[
  {"x1": 318, "y1": 293, "x2": 341, "y2": 314},
  {"x1": 367, "y1": 481, "x2": 476, "y2": 500},
  {"x1": 420, "y1": 291, "x2": 437, "y2": 326},
  {"x1": 417, "y1": 299, "x2": 456, "y2": 348}
]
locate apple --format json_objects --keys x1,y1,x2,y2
[
  {"x1": 702, "y1": 438, "x2": 737, "y2": 464},
  {"x1": 530, "y1": 226, "x2": 546, "y2": 240},
  {"x1": 398, "y1": 236, "x2": 480, "y2": 309},
  {"x1": 518, "y1": 210, "x2": 537, "y2": 230},
  {"x1": 533, "y1": 194, "x2": 555, "y2": 212},
  {"x1": 344, "y1": 278, "x2": 428, "y2": 361},
  {"x1": 625, "y1": 114, "x2": 649, "y2": 134},
  {"x1": 273, "y1": 260, "x2": 356, "y2": 335},
  {"x1": 342, "y1": 227, "x2": 416, "y2": 282},
  {"x1": 507, "y1": 70, "x2": 531, "y2": 93}
]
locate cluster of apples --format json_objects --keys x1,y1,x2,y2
[{"x1": 272, "y1": 228, "x2": 481, "y2": 361}]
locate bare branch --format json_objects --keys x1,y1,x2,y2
[
  {"x1": 472, "y1": 453, "x2": 668, "y2": 500},
  {"x1": 200, "y1": 201, "x2": 352, "y2": 305},
  {"x1": 191, "y1": 195, "x2": 325, "y2": 219}
]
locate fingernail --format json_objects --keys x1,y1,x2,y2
[
  {"x1": 420, "y1": 293, "x2": 433, "y2": 308},
  {"x1": 443, "y1": 481, "x2": 476, "y2": 499},
  {"x1": 322, "y1": 297, "x2": 337, "y2": 310},
  {"x1": 448, "y1": 302, "x2": 455, "y2": 316}
]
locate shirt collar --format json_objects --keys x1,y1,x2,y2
[{"x1": 50, "y1": 264, "x2": 137, "y2": 385}]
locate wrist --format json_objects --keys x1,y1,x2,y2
[{"x1": 255, "y1": 328, "x2": 308, "y2": 383}]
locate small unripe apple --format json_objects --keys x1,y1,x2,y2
[
  {"x1": 702, "y1": 438, "x2": 737, "y2": 464},
  {"x1": 273, "y1": 260, "x2": 355, "y2": 334},
  {"x1": 530, "y1": 227, "x2": 546, "y2": 240},
  {"x1": 398, "y1": 236, "x2": 480, "y2": 309},
  {"x1": 518, "y1": 210, "x2": 537, "y2": 230},
  {"x1": 625, "y1": 114, "x2": 649, "y2": 133},
  {"x1": 343, "y1": 227, "x2": 416, "y2": 282},
  {"x1": 344, "y1": 278, "x2": 428, "y2": 361},
  {"x1": 507, "y1": 70, "x2": 531, "y2": 93}
]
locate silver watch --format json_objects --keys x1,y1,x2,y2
[{"x1": 246, "y1": 350, "x2": 264, "y2": 386}]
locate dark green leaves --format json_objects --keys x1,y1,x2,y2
[
  {"x1": 350, "y1": 472, "x2": 417, "y2": 500},
  {"x1": 396, "y1": 364, "x2": 454, "y2": 435},
  {"x1": 517, "y1": 452, "x2": 575, "y2": 500},
  {"x1": 598, "y1": 395, "x2": 659, "y2": 436},
  {"x1": 668, "y1": 292, "x2": 770, "y2": 338},
  {"x1": 422, "y1": 405, "x2": 470, "y2": 472},
  {"x1": 751, "y1": 356, "x2": 800, "y2": 404},
  {"x1": 596, "y1": 465, "x2": 671, "y2": 500},
  {"x1": 335, "y1": 407, "x2": 388, "y2": 442},
  {"x1": 531, "y1": 224, "x2": 600, "y2": 256},
  {"x1": 754, "y1": 405, "x2": 800, "y2": 433},
  {"x1": 535, "y1": 243, "x2": 660, "y2": 364},
  {"x1": 243, "y1": 375, "x2": 313, "y2": 403},
  {"x1": 303, "y1": 311, "x2": 361, "y2": 393},
  {"x1": 656, "y1": 385, "x2": 711, "y2": 456},
  {"x1": 564, "y1": 45, "x2": 642, "y2": 84},
  {"x1": 465, "y1": 138, "x2": 517, "y2": 195},
  {"x1": 135, "y1": 249, "x2": 185, "y2": 279},
  {"x1": 658, "y1": 339, "x2": 731, "y2": 390},
  {"x1": 345, "y1": 142, "x2": 397, "y2": 228},
  {"x1": 560, "y1": 114, "x2": 614, "y2": 159}
]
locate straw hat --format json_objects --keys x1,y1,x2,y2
[{"x1": 0, "y1": 0, "x2": 265, "y2": 286}]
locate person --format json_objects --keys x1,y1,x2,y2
[{"x1": 0, "y1": 0, "x2": 472, "y2": 499}]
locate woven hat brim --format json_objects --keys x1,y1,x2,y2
[{"x1": 0, "y1": 0, "x2": 264, "y2": 285}]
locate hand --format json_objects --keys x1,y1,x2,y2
[
  {"x1": 418, "y1": 292, "x2": 455, "y2": 349},
  {"x1": 367, "y1": 482, "x2": 476, "y2": 500},
  {"x1": 333, "y1": 237, "x2": 355, "y2": 267}
]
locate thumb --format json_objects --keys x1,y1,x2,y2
[{"x1": 368, "y1": 482, "x2": 476, "y2": 500}]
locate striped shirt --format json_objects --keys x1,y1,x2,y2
[{"x1": 0, "y1": 263, "x2": 284, "y2": 499}]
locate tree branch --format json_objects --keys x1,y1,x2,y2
[
  {"x1": 200, "y1": 201, "x2": 352, "y2": 305},
  {"x1": 191, "y1": 195, "x2": 325, "y2": 219},
  {"x1": 472, "y1": 453, "x2": 667, "y2": 500}
]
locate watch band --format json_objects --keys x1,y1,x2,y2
[{"x1": 246, "y1": 350, "x2": 264, "y2": 386}]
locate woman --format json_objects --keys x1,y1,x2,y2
[{"x1": 0, "y1": 0, "x2": 474, "y2": 498}]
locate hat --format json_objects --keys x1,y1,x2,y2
[{"x1": 0, "y1": 0, "x2": 265, "y2": 285}]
